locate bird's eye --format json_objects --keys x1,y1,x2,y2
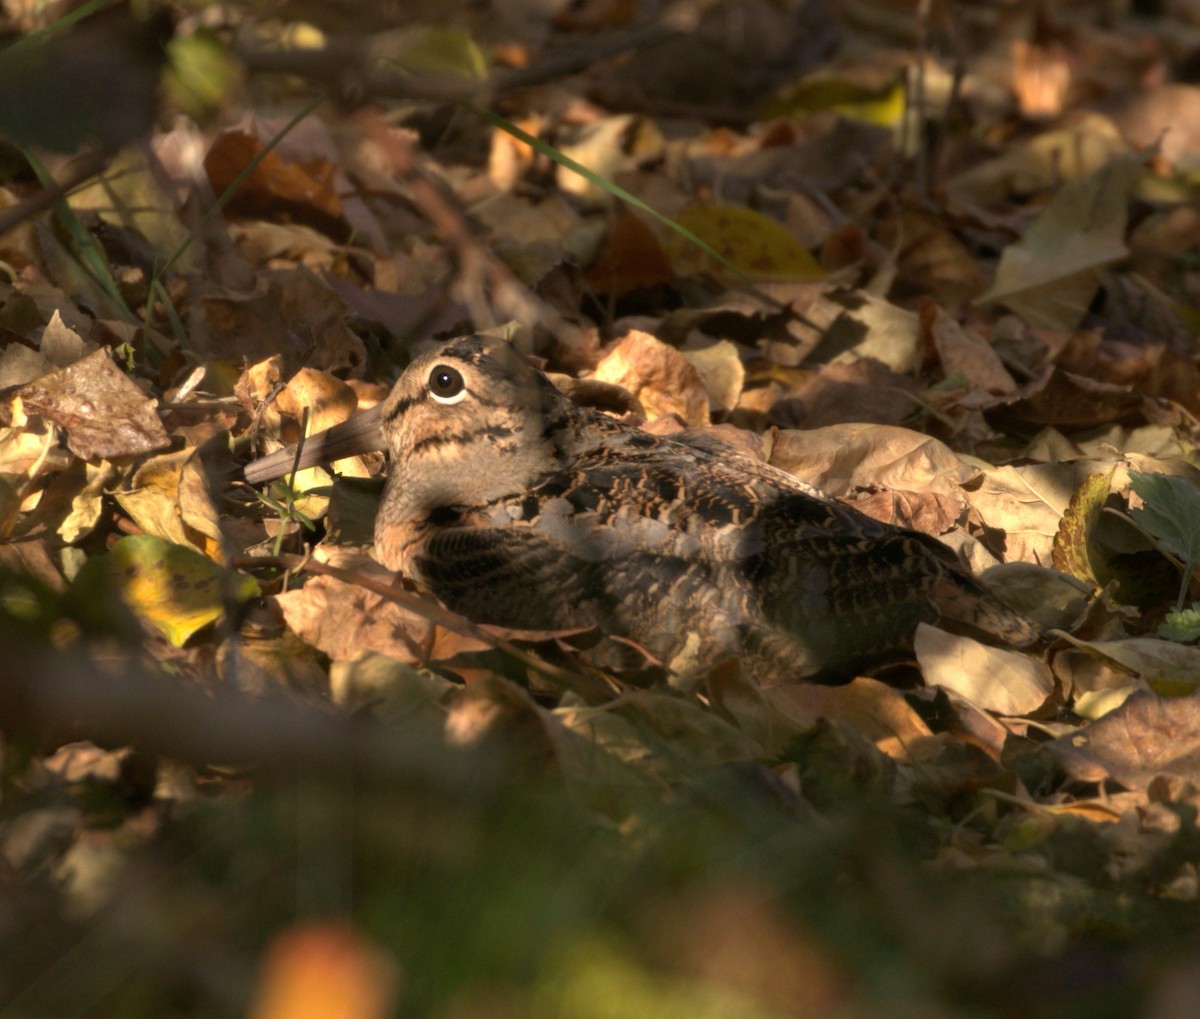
[{"x1": 428, "y1": 365, "x2": 467, "y2": 404}]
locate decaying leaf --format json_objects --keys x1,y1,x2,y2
[
  {"x1": 814, "y1": 291, "x2": 920, "y2": 373},
  {"x1": 18, "y1": 348, "x2": 171, "y2": 461},
  {"x1": 1049, "y1": 689, "x2": 1200, "y2": 788},
  {"x1": 769, "y1": 423, "x2": 972, "y2": 499},
  {"x1": 921, "y1": 300, "x2": 1017, "y2": 395},
  {"x1": 273, "y1": 554, "x2": 434, "y2": 664},
  {"x1": 1052, "y1": 469, "x2": 1114, "y2": 587}
]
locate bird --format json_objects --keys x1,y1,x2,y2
[{"x1": 245, "y1": 335, "x2": 1039, "y2": 685}]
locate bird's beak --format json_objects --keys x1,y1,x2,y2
[{"x1": 243, "y1": 404, "x2": 387, "y2": 484}]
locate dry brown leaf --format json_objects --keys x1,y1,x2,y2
[
  {"x1": 914, "y1": 624, "x2": 1054, "y2": 717},
  {"x1": 876, "y1": 206, "x2": 984, "y2": 305},
  {"x1": 760, "y1": 677, "x2": 932, "y2": 756},
  {"x1": 1056, "y1": 325, "x2": 1200, "y2": 417},
  {"x1": 681, "y1": 340, "x2": 744, "y2": 414},
  {"x1": 765, "y1": 358, "x2": 920, "y2": 430},
  {"x1": 848, "y1": 487, "x2": 964, "y2": 534},
  {"x1": 200, "y1": 269, "x2": 366, "y2": 376},
  {"x1": 979, "y1": 152, "x2": 1142, "y2": 330},
  {"x1": 114, "y1": 445, "x2": 224, "y2": 556},
  {"x1": 921, "y1": 300, "x2": 1017, "y2": 395},
  {"x1": 594, "y1": 330, "x2": 709, "y2": 426},
  {"x1": 1057, "y1": 636, "x2": 1200, "y2": 710},
  {"x1": 274, "y1": 554, "x2": 434, "y2": 665},
  {"x1": 1049, "y1": 689, "x2": 1200, "y2": 789},
  {"x1": 583, "y1": 211, "x2": 675, "y2": 297},
  {"x1": 814, "y1": 291, "x2": 920, "y2": 373},
  {"x1": 18, "y1": 347, "x2": 170, "y2": 460},
  {"x1": 984, "y1": 365, "x2": 1143, "y2": 437},
  {"x1": 39, "y1": 310, "x2": 96, "y2": 368},
  {"x1": 274, "y1": 368, "x2": 360, "y2": 439},
  {"x1": 958, "y1": 461, "x2": 1093, "y2": 565},
  {"x1": 946, "y1": 111, "x2": 1129, "y2": 205},
  {"x1": 205, "y1": 128, "x2": 345, "y2": 235},
  {"x1": 1111, "y1": 83, "x2": 1200, "y2": 171},
  {"x1": 556, "y1": 115, "x2": 662, "y2": 204},
  {"x1": 447, "y1": 676, "x2": 607, "y2": 780},
  {"x1": 769, "y1": 423, "x2": 972, "y2": 499}
]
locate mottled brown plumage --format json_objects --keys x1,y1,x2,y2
[{"x1": 247, "y1": 335, "x2": 1038, "y2": 683}]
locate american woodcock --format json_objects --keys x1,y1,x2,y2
[{"x1": 245, "y1": 335, "x2": 1039, "y2": 683}]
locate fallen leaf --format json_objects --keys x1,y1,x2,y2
[
  {"x1": 274, "y1": 554, "x2": 434, "y2": 664},
  {"x1": 665, "y1": 202, "x2": 825, "y2": 282},
  {"x1": 70, "y1": 534, "x2": 259, "y2": 647},
  {"x1": 18, "y1": 348, "x2": 171, "y2": 460},
  {"x1": 959, "y1": 461, "x2": 1092, "y2": 565},
  {"x1": 681, "y1": 340, "x2": 744, "y2": 414},
  {"x1": 921, "y1": 300, "x2": 1017, "y2": 395},
  {"x1": 763, "y1": 356, "x2": 921, "y2": 431},
  {"x1": 594, "y1": 331, "x2": 709, "y2": 426},
  {"x1": 1049, "y1": 689, "x2": 1200, "y2": 788},
  {"x1": 914, "y1": 624, "x2": 1054, "y2": 716},
  {"x1": 983, "y1": 365, "x2": 1143, "y2": 437},
  {"x1": 584, "y1": 211, "x2": 676, "y2": 297},
  {"x1": 769, "y1": 423, "x2": 971, "y2": 499},
  {"x1": 1051, "y1": 469, "x2": 1114, "y2": 587},
  {"x1": 205, "y1": 128, "x2": 346, "y2": 237},
  {"x1": 979, "y1": 153, "x2": 1143, "y2": 330},
  {"x1": 759, "y1": 677, "x2": 932, "y2": 756},
  {"x1": 811, "y1": 291, "x2": 920, "y2": 373}
]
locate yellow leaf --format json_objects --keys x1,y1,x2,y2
[
  {"x1": 665, "y1": 203, "x2": 824, "y2": 282},
  {"x1": 1051, "y1": 469, "x2": 1114, "y2": 587},
  {"x1": 759, "y1": 74, "x2": 907, "y2": 127},
  {"x1": 82, "y1": 535, "x2": 259, "y2": 647}
]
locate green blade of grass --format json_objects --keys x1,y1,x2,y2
[
  {"x1": 0, "y1": 0, "x2": 110, "y2": 60},
  {"x1": 464, "y1": 101, "x2": 756, "y2": 287},
  {"x1": 22, "y1": 147, "x2": 136, "y2": 323}
]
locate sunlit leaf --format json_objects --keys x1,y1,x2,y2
[
  {"x1": 1051, "y1": 470, "x2": 1113, "y2": 587},
  {"x1": 72, "y1": 534, "x2": 259, "y2": 647}
]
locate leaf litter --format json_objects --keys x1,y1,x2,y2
[{"x1": 3, "y1": 1, "x2": 1200, "y2": 1016}]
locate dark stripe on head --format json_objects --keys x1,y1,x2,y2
[
  {"x1": 410, "y1": 423, "x2": 517, "y2": 455},
  {"x1": 384, "y1": 392, "x2": 419, "y2": 423}
]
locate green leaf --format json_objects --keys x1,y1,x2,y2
[
  {"x1": 1158, "y1": 607, "x2": 1200, "y2": 644},
  {"x1": 1129, "y1": 470, "x2": 1200, "y2": 611}
]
